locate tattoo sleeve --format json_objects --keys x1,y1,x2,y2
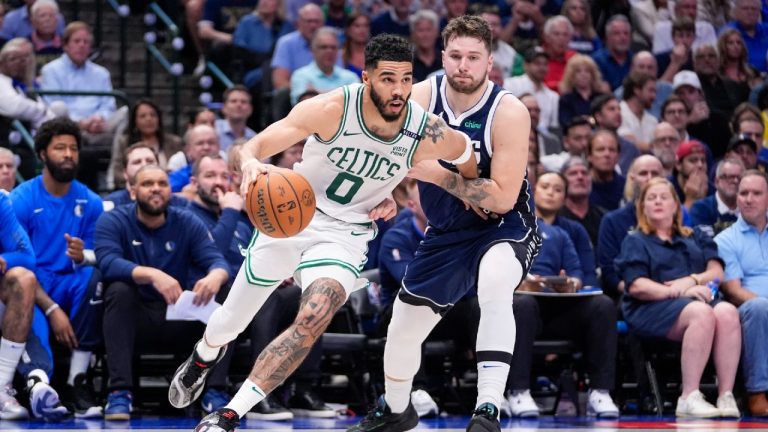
[
  {"x1": 250, "y1": 278, "x2": 346, "y2": 392},
  {"x1": 441, "y1": 172, "x2": 497, "y2": 209}
]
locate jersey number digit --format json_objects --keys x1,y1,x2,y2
[{"x1": 326, "y1": 172, "x2": 364, "y2": 205}]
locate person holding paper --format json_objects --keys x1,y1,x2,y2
[{"x1": 93, "y1": 165, "x2": 230, "y2": 421}]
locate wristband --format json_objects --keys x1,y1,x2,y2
[
  {"x1": 445, "y1": 132, "x2": 473, "y2": 165},
  {"x1": 689, "y1": 274, "x2": 700, "y2": 286},
  {"x1": 44, "y1": 304, "x2": 60, "y2": 317}
]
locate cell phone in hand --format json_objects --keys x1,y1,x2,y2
[{"x1": 541, "y1": 276, "x2": 568, "y2": 285}]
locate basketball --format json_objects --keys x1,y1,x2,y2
[{"x1": 245, "y1": 168, "x2": 316, "y2": 238}]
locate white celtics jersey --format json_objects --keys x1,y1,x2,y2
[{"x1": 294, "y1": 83, "x2": 428, "y2": 224}]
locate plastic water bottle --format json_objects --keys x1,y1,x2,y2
[{"x1": 707, "y1": 278, "x2": 721, "y2": 301}]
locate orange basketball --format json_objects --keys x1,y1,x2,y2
[{"x1": 245, "y1": 169, "x2": 316, "y2": 238}]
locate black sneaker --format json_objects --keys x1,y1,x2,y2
[
  {"x1": 466, "y1": 403, "x2": 500, "y2": 432},
  {"x1": 347, "y1": 395, "x2": 419, "y2": 432},
  {"x1": 168, "y1": 341, "x2": 227, "y2": 408},
  {"x1": 245, "y1": 394, "x2": 294, "y2": 421},
  {"x1": 288, "y1": 388, "x2": 336, "y2": 418},
  {"x1": 194, "y1": 407, "x2": 240, "y2": 432},
  {"x1": 61, "y1": 374, "x2": 103, "y2": 419}
]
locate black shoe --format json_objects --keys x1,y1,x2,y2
[
  {"x1": 194, "y1": 408, "x2": 240, "y2": 432},
  {"x1": 347, "y1": 395, "x2": 419, "y2": 432},
  {"x1": 245, "y1": 394, "x2": 294, "y2": 421},
  {"x1": 466, "y1": 403, "x2": 500, "y2": 432},
  {"x1": 61, "y1": 374, "x2": 103, "y2": 419},
  {"x1": 168, "y1": 341, "x2": 227, "y2": 408},
  {"x1": 288, "y1": 388, "x2": 336, "y2": 418}
]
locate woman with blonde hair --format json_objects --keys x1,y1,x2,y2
[
  {"x1": 558, "y1": 54, "x2": 608, "y2": 128},
  {"x1": 561, "y1": 0, "x2": 601, "y2": 54},
  {"x1": 616, "y1": 177, "x2": 741, "y2": 419},
  {"x1": 718, "y1": 28, "x2": 762, "y2": 89}
]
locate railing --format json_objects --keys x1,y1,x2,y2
[
  {"x1": 30, "y1": 89, "x2": 131, "y2": 108},
  {"x1": 143, "y1": 2, "x2": 187, "y2": 134},
  {"x1": 10, "y1": 120, "x2": 37, "y2": 182},
  {"x1": 100, "y1": 0, "x2": 131, "y2": 89}
]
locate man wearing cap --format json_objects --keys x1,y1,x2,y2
[
  {"x1": 671, "y1": 140, "x2": 714, "y2": 209},
  {"x1": 731, "y1": 120, "x2": 763, "y2": 171},
  {"x1": 673, "y1": 70, "x2": 731, "y2": 158},
  {"x1": 504, "y1": 47, "x2": 559, "y2": 130},
  {"x1": 691, "y1": 158, "x2": 744, "y2": 234}
]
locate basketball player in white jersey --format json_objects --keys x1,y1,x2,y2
[
  {"x1": 350, "y1": 16, "x2": 538, "y2": 432},
  {"x1": 166, "y1": 33, "x2": 477, "y2": 432}
]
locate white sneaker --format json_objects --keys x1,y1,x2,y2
[
  {"x1": 716, "y1": 391, "x2": 741, "y2": 418},
  {"x1": 28, "y1": 377, "x2": 69, "y2": 421},
  {"x1": 410, "y1": 389, "x2": 439, "y2": 418},
  {"x1": 0, "y1": 384, "x2": 28, "y2": 420},
  {"x1": 507, "y1": 390, "x2": 539, "y2": 418},
  {"x1": 587, "y1": 389, "x2": 619, "y2": 418},
  {"x1": 675, "y1": 390, "x2": 720, "y2": 418}
]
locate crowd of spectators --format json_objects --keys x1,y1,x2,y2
[{"x1": 2, "y1": 0, "x2": 768, "y2": 422}]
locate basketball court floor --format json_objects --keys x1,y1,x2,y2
[{"x1": 3, "y1": 416, "x2": 768, "y2": 431}]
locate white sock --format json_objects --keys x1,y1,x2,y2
[
  {"x1": 384, "y1": 377, "x2": 413, "y2": 414},
  {"x1": 0, "y1": 338, "x2": 24, "y2": 387},
  {"x1": 476, "y1": 361, "x2": 510, "y2": 411},
  {"x1": 195, "y1": 335, "x2": 221, "y2": 362},
  {"x1": 67, "y1": 350, "x2": 91, "y2": 385},
  {"x1": 225, "y1": 379, "x2": 266, "y2": 418}
]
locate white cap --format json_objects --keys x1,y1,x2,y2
[{"x1": 672, "y1": 70, "x2": 702, "y2": 91}]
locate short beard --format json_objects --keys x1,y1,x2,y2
[
  {"x1": 137, "y1": 195, "x2": 168, "y2": 216},
  {"x1": 44, "y1": 157, "x2": 78, "y2": 183},
  {"x1": 446, "y1": 71, "x2": 487, "y2": 94},
  {"x1": 370, "y1": 84, "x2": 408, "y2": 123},
  {"x1": 198, "y1": 186, "x2": 221, "y2": 208}
]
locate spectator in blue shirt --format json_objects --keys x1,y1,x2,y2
[
  {"x1": 690, "y1": 159, "x2": 743, "y2": 234},
  {"x1": 587, "y1": 129, "x2": 626, "y2": 211},
  {"x1": 95, "y1": 165, "x2": 230, "y2": 420},
  {"x1": 597, "y1": 155, "x2": 664, "y2": 298},
  {"x1": 370, "y1": 0, "x2": 411, "y2": 37},
  {"x1": 271, "y1": 4, "x2": 324, "y2": 92},
  {"x1": 169, "y1": 124, "x2": 221, "y2": 193},
  {"x1": 715, "y1": 171, "x2": 768, "y2": 416},
  {"x1": 591, "y1": 15, "x2": 633, "y2": 90},
  {"x1": 724, "y1": 0, "x2": 768, "y2": 73},
  {"x1": 215, "y1": 86, "x2": 256, "y2": 151},
  {"x1": 0, "y1": 0, "x2": 65, "y2": 44},
  {"x1": 616, "y1": 177, "x2": 741, "y2": 418},
  {"x1": 10, "y1": 117, "x2": 103, "y2": 418},
  {"x1": 508, "y1": 174, "x2": 620, "y2": 417}
]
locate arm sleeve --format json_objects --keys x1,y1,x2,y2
[
  {"x1": 0, "y1": 194, "x2": 35, "y2": 271},
  {"x1": 82, "y1": 194, "x2": 104, "y2": 250},
  {"x1": 94, "y1": 212, "x2": 137, "y2": 281},
  {"x1": 560, "y1": 233, "x2": 583, "y2": 281},
  {"x1": 0, "y1": 81, "x2": 53, "y2": 125},
  {"x1": 186, "y1": 216, "x2": 230, "y2": 276},
  {"x1": 597, "y1": 215, "x2": 621, "y2": 294},
  {"x1": 715, "y1": 232, "x2": 744, "y2": 283},
  {"x1": 615, "y1": 234, "x2": 651, "y2": 291}
]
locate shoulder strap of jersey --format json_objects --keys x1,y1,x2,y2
[{"x1": 313, "y1": 84, "x2": 357, "y2": 144}]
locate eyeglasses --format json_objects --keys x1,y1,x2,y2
[
  {"x1": 316, "y1": 44, "x2": 339, "y2": 50},
  {"x1": 718, "y1": 174, "x2": 741, "y2": 182}
]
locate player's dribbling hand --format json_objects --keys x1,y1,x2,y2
[
  {"x1": 239, "y1": 159, "x2": 273, "y2": 196},
  {"x1": 152, "y1": 270, "x2": 183, "y2": 304},
  {"x1": 192, "y1": 274, "x2": 221, "y2": 306},
  {"x1": 64, "y1": 233, "x2": 85, "y2": 263},
  {"x1": 369, "y1": 197, "x2": 397, "y2": 221},
  {"x1": 48, "y1": 308, "x2": 78, "y2": 349}
]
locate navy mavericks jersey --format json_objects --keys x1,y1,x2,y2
[{"x1": 419, "y1": 75, "x2": 536, "y2": 234}]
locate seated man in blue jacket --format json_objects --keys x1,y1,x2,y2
[
  {"x1": 94, "y1": 165, "x2": 230, "y2": 421},
  {"x1": 507, "y1": 171, "x2": 619, "y2": 418},
  {"x1": 690, "y1": 158, "x2": 743, "y2": 235}
]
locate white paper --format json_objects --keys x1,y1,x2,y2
[{"x1": 165, "y1": 291, "x2": 220, "y2": 324}]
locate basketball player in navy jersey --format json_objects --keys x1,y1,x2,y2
[{"x1": 350, "y1": 15, "x2": 539, "y2": 432}]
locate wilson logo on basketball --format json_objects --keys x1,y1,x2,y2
[{"x1": 255, "y1": 189, "x2": 277, "y2": 234}]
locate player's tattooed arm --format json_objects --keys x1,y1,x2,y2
[
  {"x1": 422, "y1": 115, "x2": 447, "y2": 144},
  {"x1": 250, "y1": 278, "x2": 346, "y2": 391},
  {"x1": 440, "y1": 173, "x2": 498, "y2": 211}
]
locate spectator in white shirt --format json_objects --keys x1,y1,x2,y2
[
  {"x1": 504, "y1": 47, "x2": 559, "y2": 130},
  {"x1": 652, "y1": 0, "x2": 717, "y2": 54},
  {"x1": 618, "y1": 72, "x2": 658, "y2": 153}
]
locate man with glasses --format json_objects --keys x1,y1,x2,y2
[
  {"x1": 290, "y1": 27, "x2": 359, "y2": 106},
  {"x1": 691, "y1": 158, "x2": 744, "y2": 234},
  {"x1": 651, "y1": 122, "x2": 682, "y2": 177}
]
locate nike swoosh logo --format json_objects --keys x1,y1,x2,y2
[
  {"x1": 343, "y1": 131, "x2": 362, "y2": 136},
  {"x1": 34, "y1": 208, "x2": 44, "y2": 213},
  {"x1": 251, "y1": 386, "x2": 265, "y2": 396},
  {"x1": 481, "y1": 365, "x2": 501, "y2": 368},
  {"x1": 89, "y1": 299, "x2": 103, "y2": 306},
  {"x1": 351, "y1": 231, "x2": 367, "y2": 236},
  {"x1": 132, "y1": 240, "x2": 142, "y2": 246},
  {"x1": 202, "y1": 401, "x2": 213, "y2": 413}
]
